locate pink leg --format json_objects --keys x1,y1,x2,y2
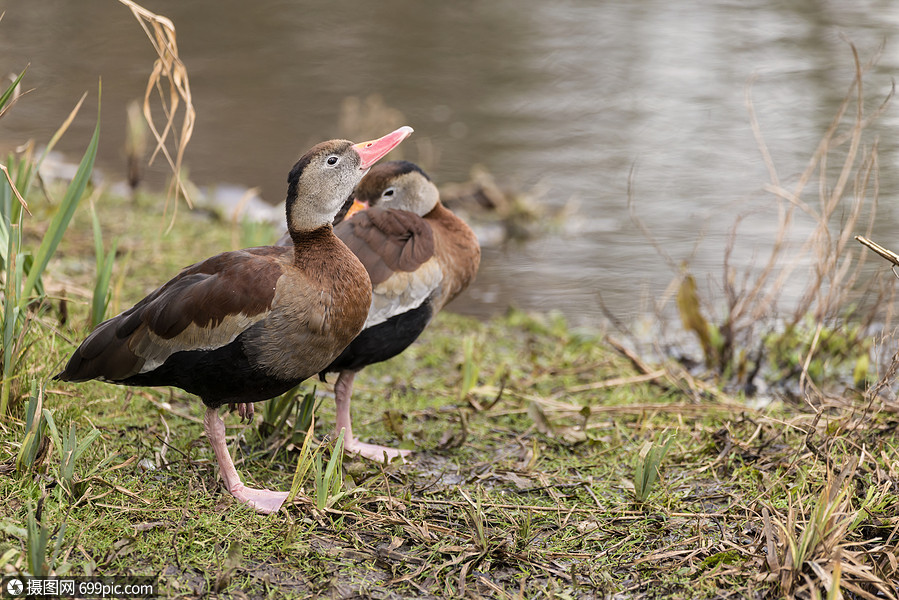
[
  {"x1": 203, "y1": 407, "x2": 287, "y2": 514},
  {"x1": 334, "y1": 370, "x2": 411, "y2": 463}
]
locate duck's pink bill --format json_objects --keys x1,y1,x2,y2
[{"x1": 353, "y1": 126, "x2": 414, "y2": 170}]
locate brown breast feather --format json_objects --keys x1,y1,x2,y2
[
  {"x1": 337, "y1": 207, "x2": 436, "y2": 286},
  {"x1": 249, "y1": 232, "x2": 372, "y2": 380}
]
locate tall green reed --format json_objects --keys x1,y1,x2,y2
[{"x1": 0, "y1": 78, "x2": 101, "y2": 415}]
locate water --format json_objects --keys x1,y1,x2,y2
[{"x1": 2, "y1": 0, "x2": 898, "y2": 326}]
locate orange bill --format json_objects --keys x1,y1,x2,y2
[{"x1": 344, "y1": 199, "x2": 370, "y2": 219}]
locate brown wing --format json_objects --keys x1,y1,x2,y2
[
  {"x1": 56, "y1": 247, "x2": 288, "y2": 382},
  {"x1": 427, "y1": 204, "x2": 481, "y2": 312},
  {"x1": 337, "y1": 207, "x2": 435, "y2": 286}
]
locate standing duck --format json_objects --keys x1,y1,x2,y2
[
  {"x1": 279, "y1": 161, "x2": 480, "y2": 461},
  {"x1": 55, "y1": 126, "x2": 413, "y2": 514}
]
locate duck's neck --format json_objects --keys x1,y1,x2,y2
[{"x1": 290, "y1": 225, "x2": 336, "y2": 266}]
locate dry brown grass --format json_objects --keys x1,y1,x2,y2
[
  {"x1": 762, "y1": 456, "x2": 898, "y2": 599},
  {"x1": 627, "y1": 40, "x2": 897, "y2": 400},
  {"x1": 612, "y1": 42, "x2": 899, "y2": 598},
  {"x1": 118, "y1": 0, "x2": 195, "y2": 221},
  {"x1": 743, "y1": 40, "x2": 891, "y2": 324}
]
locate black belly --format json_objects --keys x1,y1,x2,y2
[
  {"x1": 121, "y1": 334, "x2": 302, "y2": 408},
  {"x1": 322, "y1": 300, "x2": 433, "y2": 377}
]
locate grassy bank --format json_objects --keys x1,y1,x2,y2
[{"x1": 0, "y1": 184, "x2": 897, "y2": 599}]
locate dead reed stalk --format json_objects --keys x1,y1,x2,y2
[
  {"x1": 633, "y1": 40, "x2": 896, "y2": 395},
  {"x1": 118, "y1": 0, "x2": 195, "y2": 223}
]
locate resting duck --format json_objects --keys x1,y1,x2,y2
[
  {"x1": 279, "y1": 161, "x2": 480, "y2": 461},
  {"x1": 55, "y1": 126, "x2": 413, "y2": 514}
]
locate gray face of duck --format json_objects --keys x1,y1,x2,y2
[
  {"x1": 348, "y1": 160, "x2": 440, "y2": 218},
  {"x1": 285, "y1": 127, "x2": 415, "y2": 236}
]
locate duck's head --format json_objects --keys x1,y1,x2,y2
[
  {"x1": 285, "y1": 127, "x2": 413, "y2": 235},
  {"x1": 343, "y1": 160, "x2": 438, "y2": 221}
]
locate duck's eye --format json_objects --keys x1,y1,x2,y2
[
  {"x1": 326, "y1": 156, "x2": 339, "y2": 166},
  {"x1": 382, "y1": 187, "x2": 395, "y2": 197}
]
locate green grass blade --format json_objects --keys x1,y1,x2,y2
[
  {"x1": 634, "y1": 432, "x2": 674, "y2": 503},
  {"x1": 458, "y1": 336, "x2": 480, "y2": 401},
  {"x1": 0, "y1": 211, "x2": 8, "y2": 266},
  {"x1": 0, "y1": 222, "x2": 22, "y2": 415},
  {"x1": 20, "y1": 84, "x2": 100, "y2": 305},
  {"x1": 286, "y1": 414, "x2": 316, "y2": 503},
  {"x1": 634, "y1": 442, "x2": 649, "y2": 500},
  {"x1": 314, "y1": 453, "x2": 325, "y2": 510},
  {"x1": 271, "y1": 392, "x2": 296, "y2": 433},
  {"x1": 10, "y1": 152, "x2": 33, "y2": 224},
  {"x1": 0, "y1": 165, "x2": 10, "y2": 226},
  {"x1": 89, "y1": 202, "x2": 117, "y2": 327},
  {"x1": 49, "y1": 522, "x2": 67, "y2": 574},
  {"x1": 62, "y1": 422, "x2": 77, "y2": 486},
  {"x1": 0, "y1": 67, "x2": 27, "y2": 113},
  {"x1": 325, "y1": 430, "x2": 345, "y2": 501},
  {"x1": 93, "y1": 245, "x2": 117, "y2": 326},
  {"x1": 0, "y1": 522, "x2": 27, "y2": 541},
  {"x1": 42, "y1": 408, "x2": 62, "y2": 465},
  {"x1": 26, "y1": 506, "x2": 50, "y2": 577},
  {"x1": 91, "y1": 201, "x2": 103, "y2": 267},
  {"x1": 73, "y1": 428, "x2": 100, "y2": 463},
  {"x1": 15, "y1": 382, "x2": 43, "y2": 470},
  {"x1": 295, "y1": 389, "x2": 316, "y2": 436}
]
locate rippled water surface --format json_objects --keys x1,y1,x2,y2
[{"x1": 3, "y1": 1, "x2": 899, "y2": 325}]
